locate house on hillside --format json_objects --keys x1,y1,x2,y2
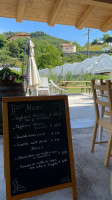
[
  {"x1": 61, "y1": 41, "x2": 76, "y2": 54},
  {"x1": 7, "y1": 33, "x2": 31, "y2": 41}
]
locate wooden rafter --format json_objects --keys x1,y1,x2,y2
[
  {"x1": 100, "y1": 16, "x2": 112, "y2": 32},
  {"x1": 48, "y1": 0, "x2": 65, "y2": 26},
  {"x1": 75, "y1": 5, "x2": 95, "y2": 30},
  {"x1": 16, "y1": 0, "x2": 27, "y2": 23},
  {"x1": 67, "y1": 0, "x2": 112, "y2": 8},
  {"x1": 0, "y1": 0, "x2": 112, "y2": 31}
]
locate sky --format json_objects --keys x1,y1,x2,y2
[{"x1": 0, "y1": 17, "x2": 112, "y2": 46}]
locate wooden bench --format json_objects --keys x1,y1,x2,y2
[{"x1": 61, "y1": 86, "x2": 91, "y2": 94}]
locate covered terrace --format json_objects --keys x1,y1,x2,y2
[{"x1": 0, "y1": 1, "x2": 112, "y2": 200}]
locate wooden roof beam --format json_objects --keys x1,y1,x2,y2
[
  {"x1": 16, "y1": 0, "x2": 27, "y2": 23},
  {"x1": 67, "y1": 0, "x2": 112, "y2": 9},
  {"x1": 75, "y1": 5, "x2": 95, "y2": 30},
  {"x1": 100, "y1": 17, "x2": 112, "y2": 32},
  {"x1": 48, "y1": 0, "x2": 65, "y2": 27}
]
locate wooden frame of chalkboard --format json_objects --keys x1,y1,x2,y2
[{"x1": 3, "y1": 95, "x2": 77, "y2": 200}]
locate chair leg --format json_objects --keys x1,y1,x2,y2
[
  {"x1": 104, "y1": 133, "x2": 112, "y2": 167},
  {"x1": 90, "y1": 119, "x2": 98, "y2": 152}
]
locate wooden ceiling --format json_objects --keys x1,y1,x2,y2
[{"x1": 0, "y1": 0, "x2": 112, "y2": 32}]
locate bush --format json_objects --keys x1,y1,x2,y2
[
  {"x1": 7, "y1": 41, "x2": 19, "y2": 57},
  {"x1": 65, "y1": 71, "x2": 73, "y2": 81},
  {"x1": 0, "y1": 54, "x2": 12, "y2": 64},
  {"x1": 0, "y1": 67, "x2": 24, "y2": 82},
  {"x1": 47, "y1": 70, "x2": 60, "y2": 83},
  {"x1": 83, "y1": 73, "x2": 109, "y2": 81}
]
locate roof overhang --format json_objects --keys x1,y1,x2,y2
[{"x1": 0, "y1": 0, "x2": 112, "y2": 32}]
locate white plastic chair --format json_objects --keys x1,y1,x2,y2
[
  {"x1": 38, "y1": 77, "x2": 49, "y2": 96},
  {"x1": 49, "y1": 79, "x2": 67, "y2": 95}
]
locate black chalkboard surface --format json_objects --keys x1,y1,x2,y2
[{"x1": 3, "y1": 95, "x2": 77, "y2": 200}]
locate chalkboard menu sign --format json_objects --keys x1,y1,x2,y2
[{"x1": 3, "y1": 95, "x2": 77, "y2": 200}]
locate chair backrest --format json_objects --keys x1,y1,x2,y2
[
  {"x1": 98, "y1": 79, "x2": 112, "y2": 95},
  {"x1": 38, "y1": 77, "x2": 49, "y2": 95},
  {"x1": 99, "y1": 79, "x2": 106, "y2": 95},
  {"x1": 91, "y1": 80, "x2": 112, "y2": 121},
  {"x1": 39, "y1": 77, "x2": 49, "y2": 88},
  {"x1": 95, "y1": 79, "x2": 106, "y2": 96}
]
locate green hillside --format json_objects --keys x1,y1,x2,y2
[
  {"x1": 82, "y1": 44, "x2": 102, "y2": 51},
  {"x1": 30, "y1": 31, "x2": 69, "y2": 51},
  {"x1": 0, "y1": 31, "x2": 86, "y2": 70},
  {"x1": 3, "y1": 31, "x2": 69, "y2": 52}
]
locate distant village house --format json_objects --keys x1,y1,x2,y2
[
  {"x1": 61, "y1": 41, "x2": 76, "y2": 54},
  {"x1": 8, "y1": 33, "x2": 31, "y2": 41}
]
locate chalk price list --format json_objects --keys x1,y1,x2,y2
[{"x1": 8, "y1": 101, "x2": 70, "y2": 173}]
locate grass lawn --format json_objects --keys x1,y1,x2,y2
[{"x1": 66, "y1": 88, "x2": 91, "y2": 94}]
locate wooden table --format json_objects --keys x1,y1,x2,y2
[{"x1": 59, "y1": 81, "x2": 91, "y2": 94}]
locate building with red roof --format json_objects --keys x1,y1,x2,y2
[
  {"x1": 8, "y1": 33, "x2": 31, "y2": 41},
  {"x1": 61, "y1": 41, "x2": 76, "y2": 54}
]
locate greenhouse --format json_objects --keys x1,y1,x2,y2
[{"x1": 39, "y1": 54, "x2": 112, "y2": 76}]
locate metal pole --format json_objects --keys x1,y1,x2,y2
[
  {"x1": 22, "y1": 37, "x2": 30, "y2": 75},
  {"x1": 62, "y1": 65, "x2": 64, "y2": 81},
  {"x1": 87, "y1": 28, "x2": 89, "y2": 58}
]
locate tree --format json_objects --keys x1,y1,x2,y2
[
  {"x1": 30, "y1": 31, "x2": 46, "y2": 38},
  {"x1": 7, "y1": 41, "x2": 19, "y2": 57},
  {"x1": 16, "y1": 38, "x2": 27, "y2": 54},
  {"x1": 76, "y1": 54, "x2": 86, "y2": 62},
  {"x1": 72, "y1": 41, "x2": 82, "y2": 51},
  {"x1": 102, "y1": 34, "x2": 110, "y2": 43},
  {"x1": 0, "y1": 50, "x2": 11, "y2": 64},
  {"x1": 31, "y1": 31, "x2": 69, "y2": 51},
  {"x1": 65, "y1": 71, "x2": 73, "y2": 81},
  {"x1": 0, "y1": 54, "x2": 11, "y2": 63},
  {"x1": 0, "y1": 34, "x2": 7, "y2": 48},
  {"x1": 3, "y1": 31, "x2": 15, "y2": 39},
  {"x1": 66, "y1": 53, "x2": 86, "y2": 63},
  {"x1": 35, "y1": 42, "x2": 62, "y2": 69},
  {"x1": 91, "y1": 39, "x2": 98, "y2": 45},
  {"x1": 105, "y1": 37, "x2": 112, "y2": 43}
]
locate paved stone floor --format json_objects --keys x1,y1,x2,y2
[{"x1": 68, "y1": 94, "x2": 95, "y2": 128}]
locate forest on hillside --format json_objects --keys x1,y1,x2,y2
[{"x1": 0, "y1": 31, "x2": 111, "y2": 70}]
